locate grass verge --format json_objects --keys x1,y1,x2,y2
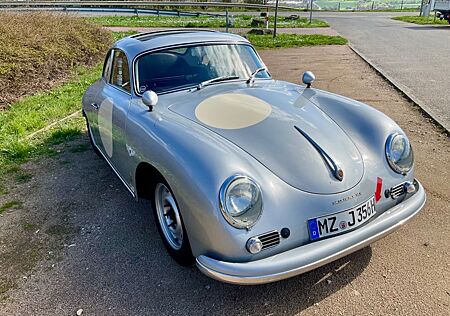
[
  {"x1": 248, "y1": 34, "x2": 348, "y2": 49},
  {"x1": 0, "y1": 32, "x2": 130, "y2": 186},
  {"x1": 89, "y1": 15, "x2": 329, "y2": 28},
  {"x1": 0, "y1": 64, "x2": 102, "y2": 185},
  {"x1": 392, "y1": 16, "x2": 450, "y2": 25}
]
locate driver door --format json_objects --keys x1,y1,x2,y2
[{"x1": 95, "y1": 49, "x2": 132, "y2": 184}]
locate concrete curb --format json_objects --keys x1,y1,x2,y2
[{"x1": 348, "y1": 44, "x2": 449, "y2": 134}]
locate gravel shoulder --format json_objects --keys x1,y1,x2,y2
[{"x1": 0, "y1": 45, "x2": 449, "y2": 316}]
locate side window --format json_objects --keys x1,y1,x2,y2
[
  {"x1": 111, "y1": 50, "x2": 131, "y2": 93},
  {"x1": 102, "y1": 50, "x2": 113, "y2": 82}
]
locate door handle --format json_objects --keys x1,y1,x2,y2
[{"x1": 90, "y1": 103, "x2": 99, "y2": 110}]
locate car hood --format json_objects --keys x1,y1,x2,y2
[{"x1": 168, "y1": 82, "x2": 364, "y2": 194}]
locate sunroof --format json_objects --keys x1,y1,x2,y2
[{"x1": 131, "y1": 30, "x2": 218, "y2": 42}]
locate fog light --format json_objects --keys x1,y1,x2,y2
[
  {"x1": 404, "y1": 181, "x2": 416, "y2": 194},
  {"x1": 246, "y1": 237, "x2": 262, "y2": 254}
]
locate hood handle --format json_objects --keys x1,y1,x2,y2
[{"x1": 294, "y1": 126, "x2": 344, "y2": 181}]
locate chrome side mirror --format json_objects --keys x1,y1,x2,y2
[
  {"x1": 142, "y1": 90, "x2": 158, "y2": 111},
  {"x1": 302, "y1": 71, "x2": 316, "y2": 88}
]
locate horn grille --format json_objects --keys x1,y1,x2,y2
[
  {"x1": 258, "y1": 231, "x2": 281, "y2": 250},
  {"x1": 390, "y1": 182, "x2": 406, "y2": 199}
]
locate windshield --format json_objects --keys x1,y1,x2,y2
[{"x1": 135, "y1": 44, "x2": 270, "y2": 94}]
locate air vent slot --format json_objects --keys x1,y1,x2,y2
[
  {"x1": 390, "y1": 182, "x2": 406, "y2": 199},
  {"x1": 258, "y1": 231, "x2": 281, "y2": 250}
]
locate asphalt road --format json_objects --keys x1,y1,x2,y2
[
  {"x1": 1, "y1": 45, "x2": 449, "y2": 316},
  {"x1": 313, "y1": 11, "x2": 450, "y2": 131}
]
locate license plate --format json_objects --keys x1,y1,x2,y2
[{"x1": 308, "y1": 196, "x2": 376, "y2": 241}]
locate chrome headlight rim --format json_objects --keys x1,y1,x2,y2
[
  {"x1": 219, "y1": 174, "x2": 263, "y2": 229},
  {"x1": 385, "y1": 132, "x2": 414, "y2": 175}
]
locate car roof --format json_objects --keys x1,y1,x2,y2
[{"x1": 113, "y1": 30, "x2": 251, "y2": 60}]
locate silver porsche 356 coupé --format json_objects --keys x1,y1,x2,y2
[{"x1": 82, "y1": 30, "x2": 426, "y2": 284}]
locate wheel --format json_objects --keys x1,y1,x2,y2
[
  {"x1": 84, "y1": 116, "x2": 102, "y2": 157},
  {"x1": 152, "y1": 179, "x2": 194, "y2": 266}
]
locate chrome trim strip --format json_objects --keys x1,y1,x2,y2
[
  {"x1": 385, "y1": 133, "x2": 413, "y2": 175},
  {"x1": 294, "y1": 126, "x2": 344, "y2": 181},
  {"x1": 218, "y1": 174, "x2": 263, "y2": 230},
  {"x1": 88, "y1": 126, "x2": 136, "y2": 198}
]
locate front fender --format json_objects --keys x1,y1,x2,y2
[
  {"x1": 304, "y1": 88, "x2": 413, "y2": 181},
  {"x1": 126, "y1": 104, "x2": 275, "y2": 260}
]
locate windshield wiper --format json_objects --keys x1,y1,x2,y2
[
  {"x1": 247, "y1": 67, "x2": 267, "y2": 85},
  {"x1": 196, "y1": 76, "x2": 240, "y2": 90}
]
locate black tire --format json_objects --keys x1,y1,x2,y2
[{"x1": 151, "y1": 177, "x2": 194, "y2": 266}]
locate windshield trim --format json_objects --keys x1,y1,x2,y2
[{"x1": 132, "y1": 41, "x2": 271, "y2": 97}]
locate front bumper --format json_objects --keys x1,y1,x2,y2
[{"x1": 196, "y1": 180, "x2": 426, "y2": 285}]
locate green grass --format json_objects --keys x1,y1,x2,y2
[
  {"x1": 0, "y1": 32, "x2": 135, "y2": 183},
  {"x1": 392, "y1": 16, "x2": 450, "y2": 25},
  {"x1": 0, "y1": 32, "x2": 136, "y2": 187},
  {"x1": 0, "y1": 200, "x2": 23, "y2": 214},
  {"x1": 0, "y1": 64, "x2": 100, "y2": 155},
  {"x1": 89, "y1": 15, "x2": 329, "y2": 28},
  {"x1": 248, "y1": 34, "x2": 347, "y2": 49},
  {"x1": 0, "y1": 64, "x2": 102, "y2": 184}
]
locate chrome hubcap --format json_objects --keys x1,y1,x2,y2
[{"x1": 155, "y1": 183, "x2": 183, "y2": 250}]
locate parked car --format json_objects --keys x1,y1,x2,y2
[
  {"x1": 82, "y1": 30, "x2": 426, "y2": 284},
  {"x1": 434, "y1": 0, "x2": 450, "y2": 23}
]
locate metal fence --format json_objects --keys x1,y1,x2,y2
[
  {"x1": 0, "y1": 0, "x2": 421, "y2": 12},
  {"x1": 0, "y1": 1, "x2": 295, "y2": 10}
]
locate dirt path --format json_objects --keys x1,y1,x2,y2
[{"x1": 0, "y1": 45, "x2": 449, "y2": 315}]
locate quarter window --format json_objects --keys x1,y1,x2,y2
[
  {"x1": 111, "y1": 50, "x2": 131, "y2": 92},
  {"x1": 102, "y1": 50, "x2": 113, "y2": 81}
]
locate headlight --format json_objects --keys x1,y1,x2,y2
[
  {"x1": 385, "y1": 133, "x2": 414, "y2": 175},
  {"x1": 219, "y1": 175, "x2": 263, "y2": 229}
]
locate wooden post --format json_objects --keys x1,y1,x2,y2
[
  {"x1": 273, "y1": 0, "x2": 279, "y2": 38},
  {"x1": 226, "y1": 9, "x2": 229, "y2": 33}
]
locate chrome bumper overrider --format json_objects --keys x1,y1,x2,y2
[{"x1": 196, "y1": 180, "x2": 426, "y2": 285}]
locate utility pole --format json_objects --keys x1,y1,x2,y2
[
  {"x1": 273, "y1": 0, "x2": 279, "y2": 38},
  {"x1": 309, "y1": 0, "x2": 314, "y2": 24}
]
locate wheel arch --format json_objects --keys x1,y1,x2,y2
[{"x1": 135, "y1": 161, "x2": 164, "y2": 200}]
